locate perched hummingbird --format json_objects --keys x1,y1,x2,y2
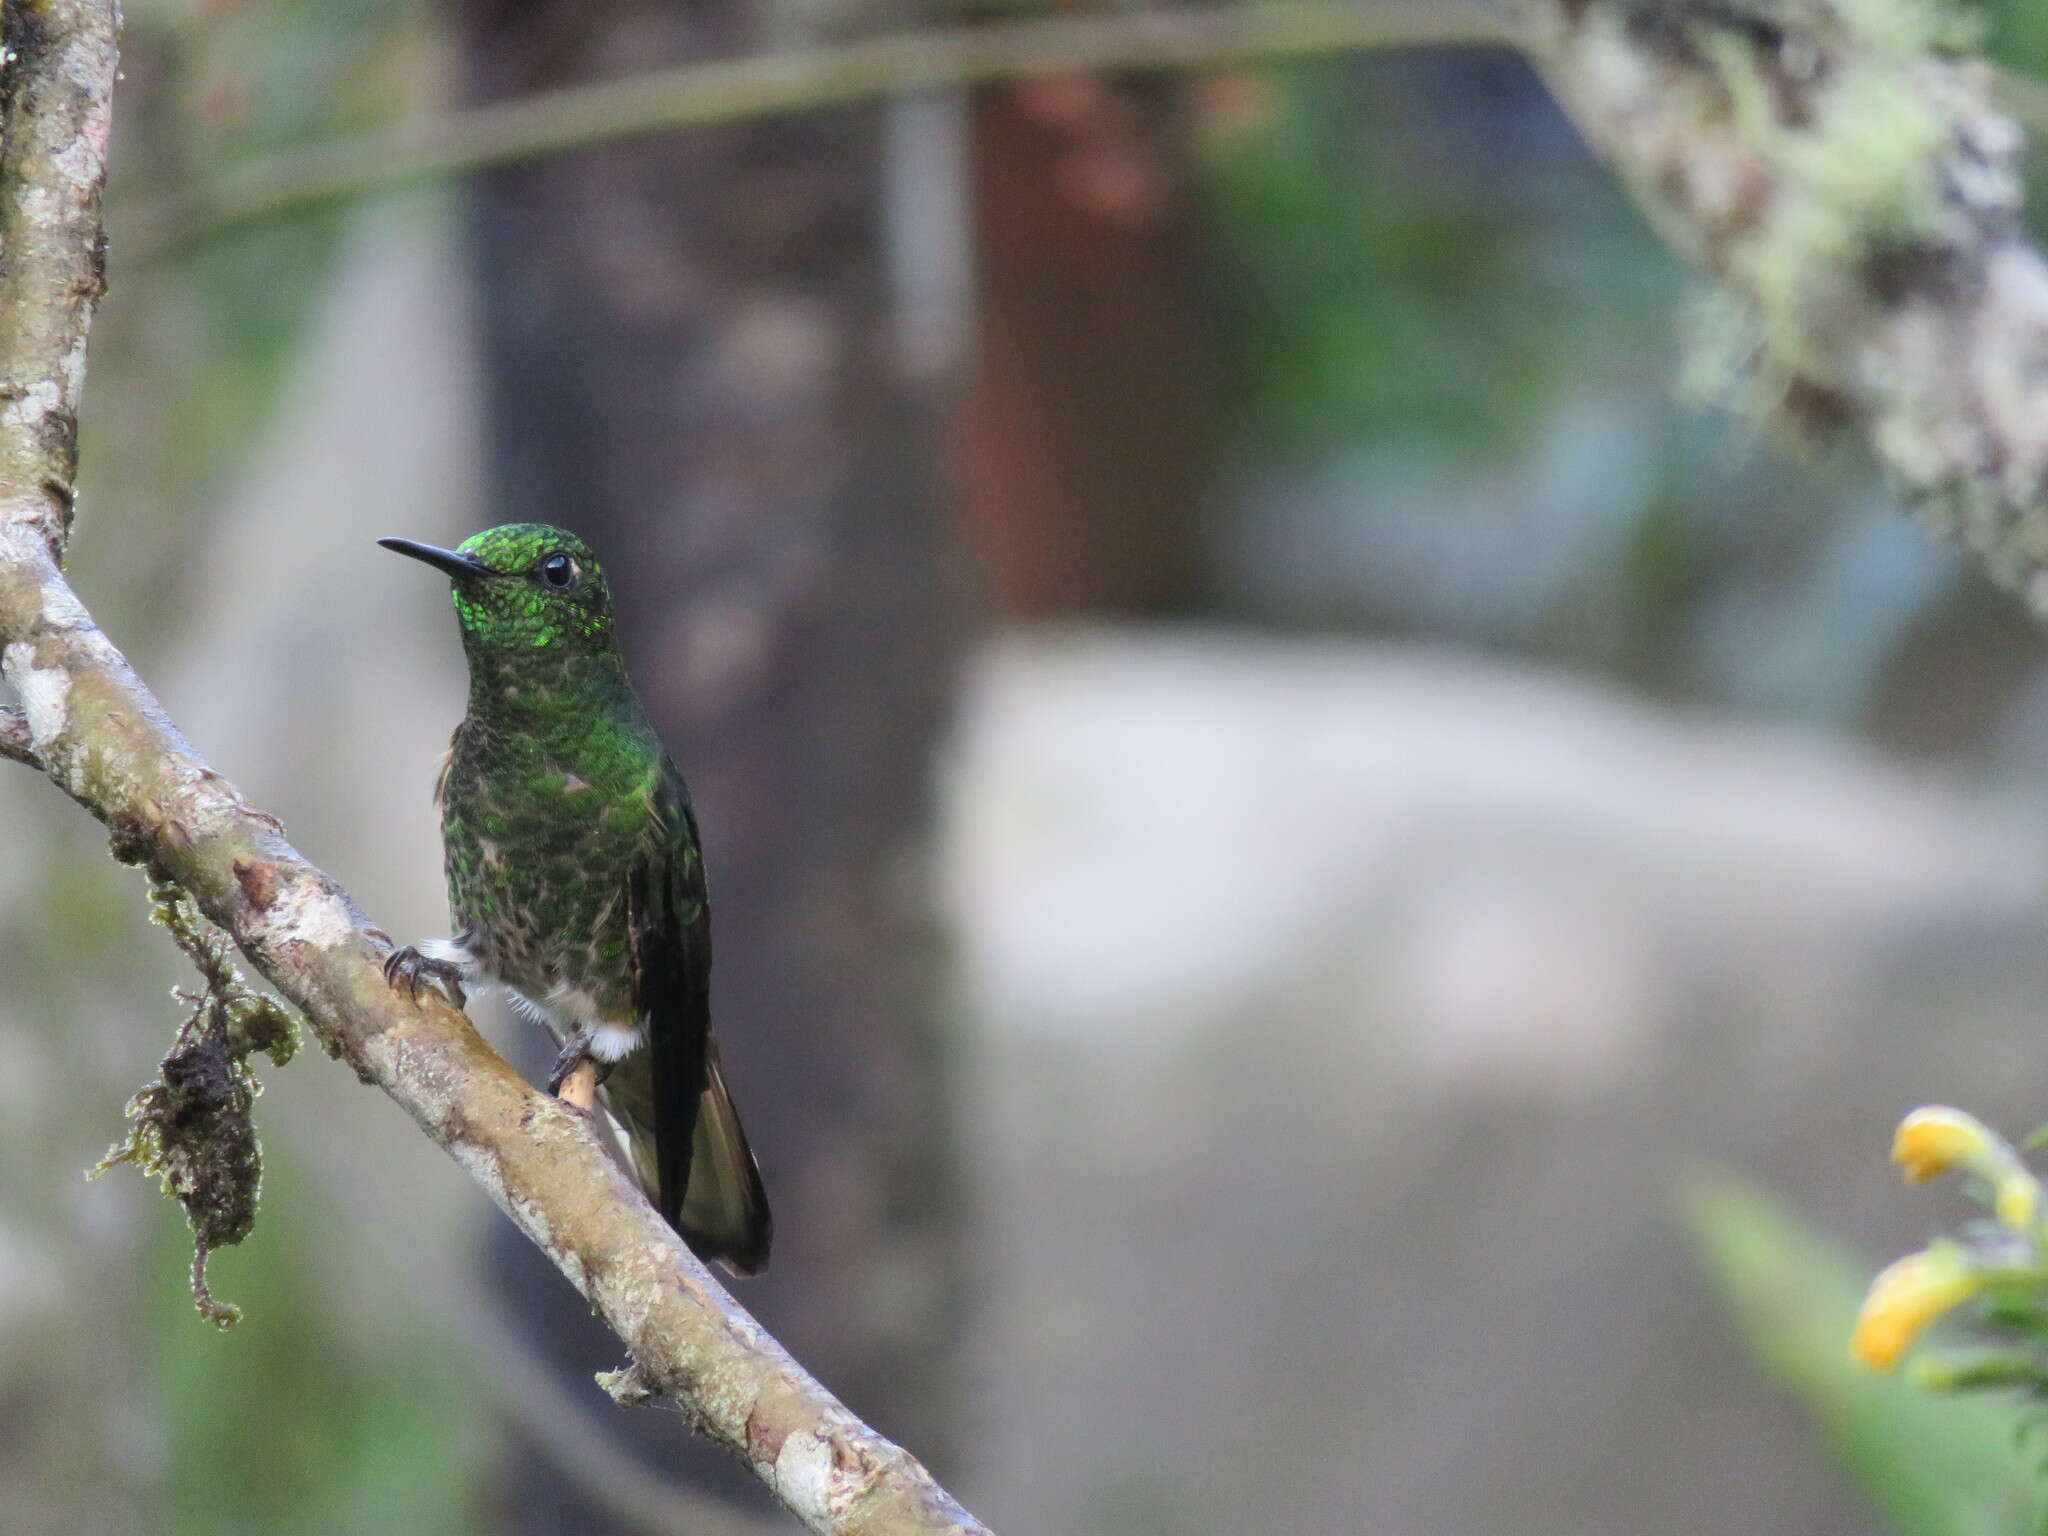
[{"x1": 378, "y1": 523, "x2": 770, "y2": 1275}]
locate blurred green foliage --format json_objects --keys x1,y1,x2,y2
[
  {"x1": 1193, "y1": 36, "x2": 2048, "y2": 753},
  {"x1": 1685, "y1": 1171, "x2": 2045, "y2": 1536},
  {"x1": 1201, "y1": 53, "x2": 1669, "y2": 466},
  {"x1": 150, "y1": 1157, "x2": 485, "y2": 1536},
  {"x1": 169, "y1": 0, "x2": 422, "y2": 450},
  {"x1": 1987, "y1": 0, "x2": 2048, "y2": 73},
  {"x1": 87, "y1": 0, "x2": 432, "y2": 643}
]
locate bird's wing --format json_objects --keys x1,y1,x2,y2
[
  {"x1": 627, "y1": 760, "x2": 714, "y2": 1230},
  {"x1": 681, "y1": 1034, "x2": 773, "y2": 1275},
  {"x1": 626, "y1": 761, "x2": 772, "y2": 1273}
]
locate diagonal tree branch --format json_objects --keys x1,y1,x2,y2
[{"x1": 0, "y1": 6, "x2": 987, "y2": 1533}]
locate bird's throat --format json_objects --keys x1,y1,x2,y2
[{"x1": 459, "y1": 637, "x2": 636, "y2": 734}]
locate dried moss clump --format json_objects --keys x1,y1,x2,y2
[{"x1": 91, "y1": 881, "x2": 300, "y2": 1327}]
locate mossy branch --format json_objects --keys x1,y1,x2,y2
[
  {"x1": 1527, "y1": 0, "x2": 2048, "y2": 614},
  {"x1": 90, "y1": 882, "x2": 299, "y2": 1327},
  {"x1": 0, "y1": 0, "x2": 116, "y2": 557},
  {"x1": 0, "y1": 6, "x2": 987, "y2": 1532}
]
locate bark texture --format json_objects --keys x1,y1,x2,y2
[{"x1": 0, "y1": 0, "x2": 118, "y2": 557}]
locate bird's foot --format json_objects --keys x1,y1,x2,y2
[
  {"x1": 384, "y1": 944, "x2": 469, "y2": 1009},
  {"x1": 547, "y1": 1034, "x2": 608, "y2": 1112}
]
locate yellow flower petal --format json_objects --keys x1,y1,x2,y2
[
  {"x1": 1998, "y1": 1179, "x2": 2041, "y2": 1234},
  {"x1": 1889, "y1": 1106, "x2": 2044, "y2": 1235},
  {"x1": 1893, "y1": 1107, "x2": 1993, "y2": 1185},
  {"x1": 1853, "y1": 1249, "x2": 1980, "y2": 1372}
]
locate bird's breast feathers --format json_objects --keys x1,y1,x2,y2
[{"x1": 417, "y1": 936, "x2": 645, "y2": 1058}]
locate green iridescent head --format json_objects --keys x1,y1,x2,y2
[{"x1": 380, "y1": 523, "x2": 616, "y2": 654}]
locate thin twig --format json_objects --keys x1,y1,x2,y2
[
  {"x1": 0, "y1": 6, "x2": 987, "y2": 1532},
  {"x1": 115, "y1": 0, "x2": 2048, "y2": 267},
  {"x1": 123, "y1": 0, "x2": 1520, "y2": 259}
]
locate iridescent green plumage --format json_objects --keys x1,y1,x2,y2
[{"x1": 381, "y1": 523, "x2": 770, "y2": 1275}]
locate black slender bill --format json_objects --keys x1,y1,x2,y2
[{"x1": 377, "y1": 537, "x2": 494, "y2": 580}]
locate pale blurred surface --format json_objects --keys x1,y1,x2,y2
[{"x1": 946, "y1": 629, "x2": 2048, "y2": 1535}]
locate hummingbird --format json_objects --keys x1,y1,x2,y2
[{"x1": 377, "y1": 523, "x2": 770, "y2": 1275}]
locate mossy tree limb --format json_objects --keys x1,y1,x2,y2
[
  {"x1": 0, "y1": 0, "x2": 118, "y2": 558},
  {"x1": 0, "y1": 5, "x2": 987, "y2": 1532},
  {"x1": 1526, "y1": 0, "x2": 2048, "y2": 612},
  {"x1": 91, "y1": 883, "x2": 299, "y2": 1328}
]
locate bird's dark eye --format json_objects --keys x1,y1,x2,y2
[{"x1": 539, "y1": 553, "x2": 577, "y2": 589}]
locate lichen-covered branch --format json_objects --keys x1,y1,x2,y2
[
  {"x1": 0, "y1": 0, "x2": 117, "y2": 558},
  {"x1": 0, "y1": 7, "x2": 986, "y2": 1533},
  {"x1": 89, "y1": 881, "x2": 299, "y2": 1328},
  {"x1": 1523, "y1": 0, "x2": 2048, "y2": 612}
]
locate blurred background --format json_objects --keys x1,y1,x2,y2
[{"x1": 9, "y1": 3, "x2": 2048, "y2": 1533}]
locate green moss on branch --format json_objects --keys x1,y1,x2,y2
[{"x1": 89, "y1": 882, "x2": 298, "y2": 1327}]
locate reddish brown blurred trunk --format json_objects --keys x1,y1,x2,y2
[
  {"x1": 453, "y1": 0, "x2": 968, "y2": 1526},
  {"x1": 964, "y1": 75, "x2": 1220, "y2": 616}
]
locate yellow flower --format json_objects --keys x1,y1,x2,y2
[
  {"x1": 1852, "y1": 1247, "x2": 1980, "y2": 1372},
  {"x1": 1892, "y1": 1107, "x2": 1994, "y2": 1184},
  {"x1": 1999, "y1": 1179, "x2": 2041, "y2": 1234},
  {"x1": 1890, "y1": 1106, "x2": 2043, "y2": 1236}
]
